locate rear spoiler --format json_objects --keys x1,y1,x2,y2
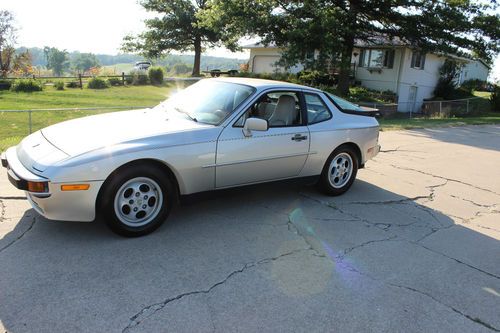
[
  {"x1": 324, "y1": 94, "x2": 381, "y2": 118},
  {"x1": 341, "y1": 109, "x2": 381, "y2": 118}
]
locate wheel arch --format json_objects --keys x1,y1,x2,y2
[
  {"x1": 95, "y1": 158, "x2": 182, "y2": 214},
  {"x1": 333, "y1": 142, "x2": 362, "y2": 167}
]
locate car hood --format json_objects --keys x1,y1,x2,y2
[{"x1": 41, "y1": 109, "x2": 213, "y2": 156}]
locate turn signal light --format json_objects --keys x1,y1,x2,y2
[
  {"x1": 61, "y1": 184, "x2": 90, "y2": 191},
  {"x1": 27, "y1": 181, "x2": 49, "y2": 193}
]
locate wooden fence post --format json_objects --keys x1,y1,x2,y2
[
  {"x1": 122, "y1": 72, "x2": 125, "y2": 86},
  {"x1": 78, "y1": 74, "x2": 83, "y2": 89}
]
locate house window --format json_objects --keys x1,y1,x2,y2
[
  {"x1": 359, "y1": 49, "x2": 395, "y2": 68},
  {"x1": 411, "y1": 51, "x2": 426, "y2": 69}
]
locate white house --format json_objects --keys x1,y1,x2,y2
[{"x1": 243, "y1": 41, "x2": 490, "y2": 112}]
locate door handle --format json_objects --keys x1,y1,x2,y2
[{"x1": 291, "y1": 134, "x2": 308, "y2": 142}]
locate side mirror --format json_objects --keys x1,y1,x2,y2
[{"x1": 243, "y1": 117, "x2": 268, "y2": 137}]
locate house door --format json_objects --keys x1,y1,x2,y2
[{"x1": 408, "y1": 86, "x2": 418, "y2": 114}]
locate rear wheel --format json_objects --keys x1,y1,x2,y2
[
  {"x1": 319, "y1": 146, "x2": 359, "y2": 196},
  {"x1": 101, "y1": 164, "x2": 174, "y2": 237}
]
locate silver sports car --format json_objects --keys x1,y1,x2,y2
[{"x1": 2, "y1": 78, "x2": 380, "y2": 236}]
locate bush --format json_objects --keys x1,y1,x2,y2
[
  {"x1": 0, "y1": 80, "x2": 12, "y2": 91},
  {"x1": 491, "y1": 85, "x2": 500, "y2": 112},
  {"x1": 9, "y1": 79, "x2": 43, "y2": 92},
  {"x1": 460, "y1": 79, "x2": 487, "y2": 93},
  {"x1": 66, "y1": 81, "x2": 80, "y2": 88},
  {"x1": 54, "y1": 81, "x2": 65, "y2": 90},
  {"x1": 148, "y1": 66, "x2": 164, "y2": 85},
  {"x1": 128, "y1": 70, "x2": 149, "y2": 85},
  {"x1": 107, "y1": 77, "x2": 122, "y2": 86},
  {"x1": 87, "y1": 77, "x2": 109, "y2": 89}
]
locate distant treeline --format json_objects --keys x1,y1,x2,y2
[{"x1": 16, "y1": 47, "x2": 245, "y2": 71}]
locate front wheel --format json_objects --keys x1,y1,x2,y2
[
  {"x1": 101, "y1": 164, "x2": 174, "y2": 237},
  {"x1": 318, "y1": 146, "x2": 359, "y2": 196}
]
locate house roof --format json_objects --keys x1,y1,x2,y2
[
  {"x1": 211, "y1": 77, "x2": 321, "y2": 91},
  {"x1": 354, "y1": 36, "x2": 408, "y2": 48},
  {"x1": 242, "y1": 42, "x2": 279, "y2": 49}
]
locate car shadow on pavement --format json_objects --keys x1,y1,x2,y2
[{"x1": 0, "y1": 179, "x2": 499, "y2": 332}]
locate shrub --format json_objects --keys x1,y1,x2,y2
[
  {"x1": 133, "y1": 74, "x2": 149, "y2": 85},
  {"x1": 66, "y1": 81, "x2": 80, "y2": 88},
  {"x1": 491, "y1": 85, "x2": 500, "y2": 112},
  {"x1": 128, "y1": 70, "x2": 149, "y2": 85},
  {"x1": 0, "y1": 80, "x2": 12, "y2": 91},
  {"x1": 54, "y1": 81, "x2": 65, "y2": 90},
  {"x1": 107, "y1": 77, "x2": 123, "y2": 86},
  {"x1": 9, "y1": 79, "x2": 43, "y2": 92},
  {"x1": 460, "y1": 79, "x2": 487, "y2": 93},
  {"x1": 148, "y1": 66, "x2": 164, "y2": 85},
  {"x1": 87, "y1": 77, "x2": 110, "y2": 89}
]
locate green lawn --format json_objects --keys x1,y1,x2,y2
[
  {"x1": 379, "y1": 113, "x2": 500, "y2": 131},
  {"x1": 1, "y1": 85, "x2": 499, "y2": 151},
  {"x1": 0, "y1": 85, "x2": 175, "y2": 151},
  {"x1": 0, "y1": 85, "x2": 172, "y2": 110}
]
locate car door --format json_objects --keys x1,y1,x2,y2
[{"x1": 215, "y1": 90, "x2": 310, "y2": 188}]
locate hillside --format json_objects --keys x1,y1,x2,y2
[{"x1": 16, "y1": 47, "x2": 246, "y2": 72}]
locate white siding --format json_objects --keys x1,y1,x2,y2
[
  {"x1": 353, "y1": 47, "x2": 404, "y2": 93},
  {"x1": 459, "y1": 60, "x2": 490, "y2": 84},
  {"x1": 248, "y1": 48, "x2": 303, "y2": 74},
  {"x1": 353, "y1": 48, "x2": 456, "y2": 112},
  {"x1": 395, "y1": 51, "x2": 445, "y2": 112}
]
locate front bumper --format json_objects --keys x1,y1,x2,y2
[{"x1": 2, "y1": 148, "x2": 102, "y2": 222}]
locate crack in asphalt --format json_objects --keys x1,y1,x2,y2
[
  {"x1": 412, "y1": 241, "x2": 500, "y2": 280},
  {"x1": 0, "y1": 199, "x2": 5, "y2": 223},
  {"x1": 388, "y1": 164, "x2": 500, "y2": 196},
  {"x1": 449, "y1": 194, "x2": 497, "y2": 209},
  {"x1": 337, "y1": 235, "x2": 398, "y2": 259},
  {"x1": 388, "y1": 283, "x2": 500, "y2": 332},
  {"x1": 0, "y1": 196, "x2": 26, "y2": 200},
  {"x1": 332, "y1": 243, "x2": 500, "y2": 332},
  {"x1": 121, "y1": 248, "x2": 311, "y2": 333},
  {"x1": 0, "y1": 216, "x2": 36, "y2": 254},
  {"x1": 346, "y1": 195, "x2": 431, "y2": 205},
  {"x1": 287, "y1": 214, "x2": 326, "y2": 257}
]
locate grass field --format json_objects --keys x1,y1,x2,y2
[
  {"x1": 0, "y1": 85, "x2": 177, "y2": 151},
  {"x1": 1, "y1": 85, "x2": 498, "y2": 152},
  {"x1": 102, "y1": 63, "x2": 135, "y2": 75}
]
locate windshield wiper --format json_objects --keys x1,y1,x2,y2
[{"x1": 174, "y1": 107, "x2": 198, "y2": 122}]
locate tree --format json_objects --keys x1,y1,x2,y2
[
  {"x1": 0, "y1": 10, "x2": 17, "y2": 77},
  {"x1": 71, "y1": 52, "x2": 100, "y2": 74},
  {"x1": 122, "y1": 0, "x2": 238, "y2": 76},
  {"x1": 433, "y1": 59, "x2": 462, "y2": 99},
  {"x1": 44, "y1": 47, "x2": 69, "y2": 76},
  {"x1": 204, "y1": 0, "x2": 499, "y2": 95}
]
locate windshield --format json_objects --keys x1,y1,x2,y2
[
  {"x1": 326, "y1": 93, "x2": 364, "y2": 111},
  {"x1": 156, "y1": 80, "x2": 255, "y2": 125}
]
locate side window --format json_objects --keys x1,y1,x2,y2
[
  {"x1": 305, "y1": 93, "x2": 332, "y2": 124},
  {"x1": 234, "y1": 91, "x2": 302, "y2": 127}
]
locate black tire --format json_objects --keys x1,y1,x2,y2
[
  {"x1": 100, "y1": 164, "x2": 174, "y2": 237},
  {"x1": 318, "y1": 145, "x2": 359, "y2": 196}
]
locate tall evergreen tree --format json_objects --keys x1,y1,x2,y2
[{"x1": 204, "y1": 0, "x2": 499, "y2": 95}]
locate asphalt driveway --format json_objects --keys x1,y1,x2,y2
[{"x1": 0, "y1": 125, "x2": 499, "y2": 333}]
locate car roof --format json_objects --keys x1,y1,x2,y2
[{"x1": 211, "y1": 77, "x2": 322, "y2": 93}]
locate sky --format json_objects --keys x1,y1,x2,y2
[
  {"x1": 2, "y1": 0, "x2": 499, "y2": 81},
  {"x1": 2, "y1": 0, "x2": 249, "y2": 59}
]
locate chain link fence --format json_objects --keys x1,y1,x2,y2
[{"x1": 359, "y1": 97, "x2": 488, "y2": 118}]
